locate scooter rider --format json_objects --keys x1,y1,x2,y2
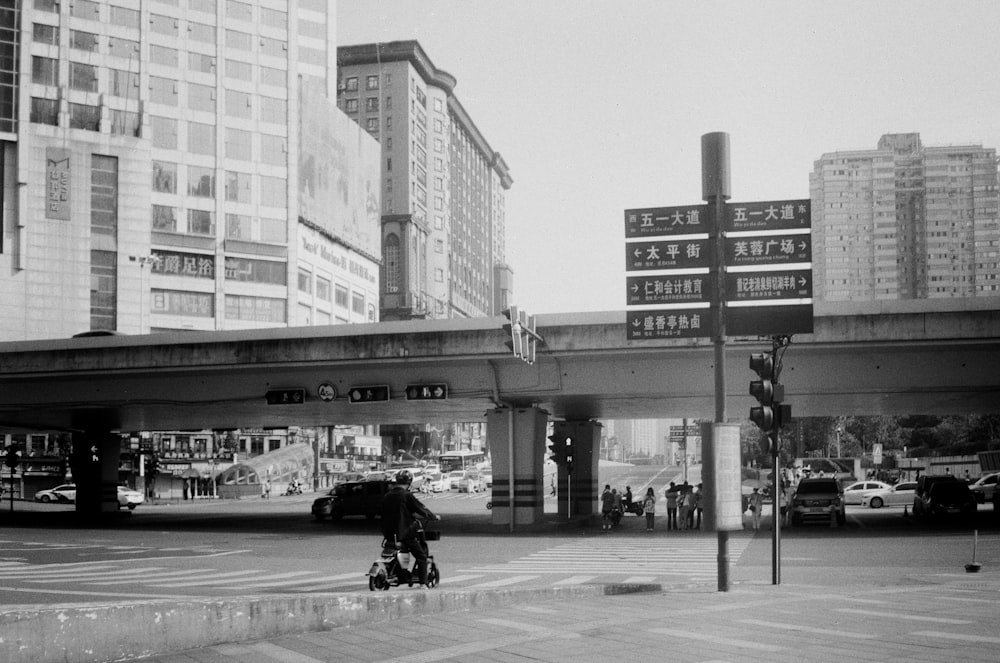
[{"x1": 380, "y1": 469, "x2": 440, "y2": 588}]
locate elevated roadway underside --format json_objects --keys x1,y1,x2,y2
[{"x1": 1, "y1": 304, "x2": 999, "y2": 433}]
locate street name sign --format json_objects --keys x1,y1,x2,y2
[
  {"x1": 726, "y1": 269, "x2": 812, "y2": 302},
  {"x1": 724, "y1": 233, "x2": 810, "y2": 267},
  {"x1": 726, "y1": 199, "x2": 810, "y2": 232},
  {"x1": 627, "y1": 274, "x2": 714, "y2": 306},
  {"x1": 627, "y1": 308, "x2": 710, "y2": 340},
  {"x1": 625, "y1": 238, "x2": 712, "y2": 271},
  {"x1": 625, "y1": 204, "x2": 710, "y2": 237}
]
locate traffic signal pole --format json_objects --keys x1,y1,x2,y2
[{"x1": 703, "y1": 132, "x2": 731, "y2": 592}]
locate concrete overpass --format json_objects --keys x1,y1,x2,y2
[
  {"x1": 1, "y1": 300, "x2": 999, "y2": 434},
  {"x1": 1, "y1": 299, "x2": 999, "y2": 520}
]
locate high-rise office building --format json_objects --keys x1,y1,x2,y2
[
  {"x1": 810, "y1": 133, "x2": 1000, "y2": 302},
  {"x1": 337, "y1": 41, "x2": 513, "y2": 321},
  {"x1": 0, "y1": 0, "x2": 382, "y2": 341}
]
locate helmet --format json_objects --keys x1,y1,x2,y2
[{"x1": 395, "y1": 469, "x2": 413, "y2": 486}]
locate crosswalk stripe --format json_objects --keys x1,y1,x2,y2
[
  {"x1": 150, "y1": 569, "x2": 271, "y2": 587},
  {"x1": 553, "y1": 575, "x2": 597, "y2": 585},
  {"x1": 467, "y1": 575, "x2": 540, "y2": 588},
  {"x1": 91, "y1": 569, "x2": 222, "y2": 585},
  {"x1": 25, "y1": 567, "x2": 166, "y2": 584}
]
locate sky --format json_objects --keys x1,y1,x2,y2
[{"x1": 337, "y1": 1, "x2": 1000, "y2": 315}]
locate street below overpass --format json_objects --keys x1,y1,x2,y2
[{"x1": 2, "y1": 463, "x2": 997, "y2": 607}]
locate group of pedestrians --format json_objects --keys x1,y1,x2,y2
[{"x1": 600, "y1": 481, "x2": 703, "y2": 532}]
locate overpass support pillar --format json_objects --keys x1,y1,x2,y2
[
  {"x1": 71, "y1": 431, "x2": 122, "y2": 519},
  {"x1": 553, "y1": 420, "x2": 601, "y2": 518},
  {"x1": 487, "y1": 407, "x2": 547, "y2": 528}
]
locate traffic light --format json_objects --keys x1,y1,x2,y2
[
  {"x1": 147, "y1": 454, "x2": 160, "y2": 477},
  {"x1": 749, "y1": 351, "x2": 784, "y2": 432},
  {"x1": 4, "y1": 445, "x2": 22, "y2": 470},
  {"x1": 547, "y1": 435, "x2": 574, "y2": 473},
  {"x1": 502, "y1": 306, "x2": 523, "y2": 358}
]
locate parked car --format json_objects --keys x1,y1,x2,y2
[
  {"x1": 969, "y1": 472, "x2": 999, "y2": 504},
  {"x1": 117, "y1": 485, "x2": 144, "y2": 510},
  {"x1": 860, "y1": 481, "x2": 917, "y2": 508},
  {"x1": 34, "y1": 484, "x2": 77, "y2": 503},
  {"x1": 446, "y1": 470, "x2": 466, "y2": 490},
  {"x1": 842, "y1": 480, "x2": 892, "y2": 505},
  {"x1": 457, "y1": 471, "x2": 484, "y2": 493},
  {"x1": 311, "y1": 480, "x2": 393, "y2": 521},
  {"x1": 789, "y1": 477, "x2": 846, "y2": 526},
  {"x1": 917, "y1": 481, "x2": 977, "y2": 520},
  {"x1": 912, "y1": 474, "x2": 962, "y2": 517}
]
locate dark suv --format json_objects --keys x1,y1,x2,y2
[
  {"x1": 912, "y1": 475, "x2": 961, "y2": 518},
  {"x1": 790, "y1": 477, "x2": 846, "y2": 526},
  {"x1": 311, "y1": 480, "x2": 393, "y2": 521},
  {"x1": 918, "y1": 481, "x2": 977, "y2": 521}
]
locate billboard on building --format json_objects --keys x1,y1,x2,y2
[{"x1": 298, "y1": 87, "x2": 381, "y2": 258}]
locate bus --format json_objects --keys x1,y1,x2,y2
[{"x1": 439, "y1": 450, "x2": 486, "y2": 474}]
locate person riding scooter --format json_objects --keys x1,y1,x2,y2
[{"x1": 380, "y1": 470, "x2": 440, "y2": 588}]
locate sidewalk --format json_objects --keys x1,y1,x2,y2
[{"x1": 94, "y1": 570, "x2": 1000, "y2": 663}]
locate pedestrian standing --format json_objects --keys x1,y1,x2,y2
[
  {"x1": 624, "y1": 486, "x2": 633, "y2": 514},
  {"x1": 550, "y1": 474, "x2": 556, "y2": 497},
  {"x1": 601, "y1": 484, "x2": 614, "y2": 531},
  {"x1": 611, "y1": 488, "x2": 622, "y2": 527},
  {"x1": 678, "y1": 486, "x2": 691, "y2": 530},
  {"x1": 665, "y1": 482, "x2": 679, "y2": 530},
  {"x1": 694, "y1": 483, "x2": 704, "y2": 529},
  {"x1": 642, "y1": 487, "x2": 656, "y2": 532},
  {"x1": 748, "y1": 487, "x2": 763, "y2": 530}
]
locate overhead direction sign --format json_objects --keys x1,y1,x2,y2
[
  {"x1": 347, "y1": 385, "x2": 390, "y2": 403},
  {"x1": 625, "y1": 238, "x2": 712, "y2": 271},
  {"x1": 625, "y1": 204, "x2": 710, "y2": 237},
  {"x1": 724, "y1": 233, "x2": 811, "y2": 267},
  {"x1": 265, "y1": 388, "x2": 306, "y2": 405},
  {"x1": 726, "y1": 199, "x2": 810, "y2": 232},
  {"x1": 726, "y1": 269, "x2": 812, "y2": 302},
  {"x1": 627, "y1": 274, "x2": 714, "y2": 306},
  {"x1": 627, "y1": 308, "x2": 710, "y2": 340}
]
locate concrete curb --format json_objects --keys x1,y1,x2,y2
[{"x1": 0, "y1": 584, "x2": 660, "y2": 663}]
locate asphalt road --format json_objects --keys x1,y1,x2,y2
[{"x1": 1, "y1": 465, "x2": 997, "y2": 606}]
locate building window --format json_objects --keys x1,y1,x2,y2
[
  {"x1": 335, "y1": 284, "x2": 349, "y2": 308},
  {"x1": 108, "y1": 37, "x2": 139, "y2": 58},
  {"x1": 366, "y1": 96, "x2": 379, "y2": 112},
  {"x1": 259, "y1": 217, "x2": 286, "y2": 243},
  {"x1": 188, "y1": 53, "x2": 216, "y2": 74},
  {"x1": 34, "y1": 0, "x2": 58, "y2": 13},
  {"x1": 351, "y1": 292, "x2": 365, "y2": 315},
  {"x1": 225, "y1": 295, "x2": 286, "y2": 323},
  {"x1": 225, "y1": 213, "x2": 251, "y2": 240},
  {"x1": 150, "y1": 76, "x2": 178, "y2": 105},
  {"x1": 109, "y1": 69, "x2": 140, "y2": 97},
  {"x1": 152, "y1": 289, "x2": 215, "y2": 317},
  {"x1": 225, "y1": 127, "x2": 252, "y2": 160},
  {"x1": 366, "y1": 75, "x2": 379, "y2": 90},
  {"x1": 109, "y1": 5, "x2": 139, "y2": 28},
  {"x1": 109, "y1": 109, "x2": 140, "y2": 137},
  {"x1": 152, "y1": 205, "x2": 177, "y2": 232},
  {"x1": 259, "y1": 96, "x2": 286, "y2": 124},
  {"x1": 260, "y1": 66, "x2": 285, "y2": 86},
  {"x1": 150, "y1": 45, "x2": 178, "y2": 67},
  {"x1": 259, "y1": 134, "x2": 285, "y2": 165},
  {"x1": 188, "y1": 22, "x2": 216, "y2": 45},
  {"x1": 384, "y1": 234, "x2": 400, "y2": 293},
  {"x1": 91, "y1": 155, "x2": 118, "y2": 238},
  {"x1": 187, "y1": 209, "x2": 215, "y2": 235},
  {"x1": 224, "y1": 256, "x2": 286, "y2": 284},
  {"x1": 69, "y1": 103, "x2": 100, "y2": 131},
  {"x1": 188, "y1": 165, "x2": 215, "y2": 197},
  {"x1": 29, "y1": 98, "x2": 58, "y2": 126},
  {"x1": 149, "y1": 14, "x2": 178, "y2": 36},
  {"x1": 32, "y1": 56, "x2": 58, "y2": 87},
  {"x1": 224, "y1": 170, "x2": 251, "y2": 203},
  {"x1": 316, "y1": 276, "x2": 331, "y2": 302},
  {"x1": 152, "y1": 161, "x2": 177, "y2": 193},
  {"x1": 298, "y1": 268, "x2": 312, "y2": 293},
  {"x1": 226, "y1": 29, "x2": 252, "y2": 51},
  {"x1": 225, "y1": 89, "x2": 252, "y2": 119},
  {"x1": 345, "y1": 77, "x2": 358, "y2": 92},
  {"x1": 151, "y1": 115, "x2": 178, "y2": 149},
  {"x1": 366, "y1": 117, "x2": 378, "y2": 132},
  {"x1": 226, "y1": 0, "x2": 253, "y2": 21},
  {"x1": 345, "y1": 98, "x2": 358, "y2": 113},
  {"x1": 188, "y1": 122, "x2": 216, "y2": 155},
  {"x1": 188, "y1": 83, "x2": 215, "y2": 112},
  {"x1": 226, "y1": 59, "x2": 252, "y2": 81},
  {"x1": 32, "y1": 23, "x2": 59, "y2": 45},
  {"x1": 260, "y1": 37, "x2": 286, "y2": 59},
  {"x1": 70, "y1": 30, "x2": 99, "y2": 52},
  {"x1": 90, "y1": 250, "x2": 117, "y2": 331},
  {"x1": 259, "y1": 175, "x2": 286, "y2": 207},
  {"x1": 71, "y1": 0, "x2": 99, "y2": 20}
]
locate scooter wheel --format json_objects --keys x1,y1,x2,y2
[
  {"x1": 368, "y1": 573, "x2": 389, "y2": 591},
  {"x1": 426, "y1": 562, "x2": 440, "y2": 588}
]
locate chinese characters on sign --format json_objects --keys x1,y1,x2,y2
[
  {"x1": 624, "y1": 204, "x2": 710, "y2": 237},
  {"x1": 726, "y1": 270, "x2": 812, "y2": 301},
  {"x1": 627, "y1": 309, "x2": 706, "y2": 339},
  {"x1": 724, "y1": 234, "x2": 810, "y2": 266},
  {"x1": 625, "y1": 238, "x2": 712, "y2": 271},
  {"x1": 627, "y1": 274, "x2": 713, "y2": 306},
  {"x1": 45, "y1": 148, "x2": 71, "y2": 220},
  {"x1": 726, "y1": 199, "x2": 810, "y2": 232}
]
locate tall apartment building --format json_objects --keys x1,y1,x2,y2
[
  {"x1": 0, "y1": 0, "x2": 382, "y2": 341},
  {"x1": 810, "y1": 133, "x2": 1000, "y2": 302},
  {"x1": 337, "y1": 41, "x2": 514, "y2": 321}
]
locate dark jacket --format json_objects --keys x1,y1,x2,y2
[{"x1": 380, "y1": 485, "x2": 435, "y2": 541}]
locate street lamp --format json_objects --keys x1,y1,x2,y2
[{"x1": 129, "y1": 255, "x2": 156, "y2": 333}]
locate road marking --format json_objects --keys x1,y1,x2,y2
[
  {"x1": 910, "y1": 631, "x2": 1000, "y2": 645},
  {"x1": 441, "y1": 574, "x2": 484, "y2": 583},
  {"x1": 834, "y1": 608, "x2": 972, "y2": 624},
  {"x1": 90, "y1": 569, "x2": 222, "y2": 585},
  {"x1": 23, "y1": 567, "x2": 166, "y2": 583},
  {"x1": 648, "y1": 627, "x2": 784, "y2": 651},
  {"x1": 622, "y1": 575, "x2": 657, "y2": 583},
  {"x1": 150, "y1": 569, "x2": 272, "y2": 587},
  {"x1": 553, "y1": 575, "x2": 598, "y2": 585},
  {"x1": 467, "y1": 575, "x2": 540, "y2": 588},
  {"x1": 738, "y1": 618, "x2": 877, "y2": 640},
  {"x1": 478, "y1": 617, "x2": 552, "y2": 633},
  {"x1": 0, "y1": 585, "x2": 195, "y2": 600}
]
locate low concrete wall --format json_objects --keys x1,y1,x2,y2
[{"x1": 0, "y1": 584, "x2": 659, "y2": 663}]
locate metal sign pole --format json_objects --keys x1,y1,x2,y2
[{"x1": 702, "y1": 131, "x2": 732, "y2": 592}]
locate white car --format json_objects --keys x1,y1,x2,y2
[
  {"x1": 117, "y1": 485, "x2": 144, "y2": 510},
  {"x1": 860, "y1": 481, "x2": 917, "y2": 508},
  {"x1": 842, "y1": 481, "x2": 892, "y2": 505},
  {"x1": 34, "y1": 484, "x2": 76, "y2": 503},
  {"x1": 446, "y1": 470, "x2": 466, "y2": 490},
  {"x1": 969, "y1": 472, "x2": 999, "y2": 504}
]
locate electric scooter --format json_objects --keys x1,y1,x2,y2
[{"x1": 367, "y1": 517, "x2": 441, "y2": 590}]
